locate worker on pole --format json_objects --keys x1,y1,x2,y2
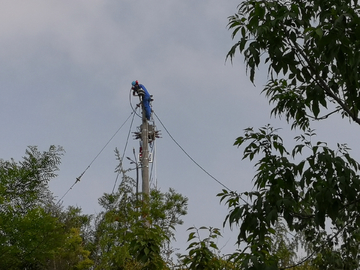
[{"x1": 131, "y1": 80, "x2": 152, "y2": 120}]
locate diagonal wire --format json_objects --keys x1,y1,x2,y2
[
  {"x1": 153, "y1": 111, "x2": 251, "y2": 206},
  {"x1": 56, "y1": 111, "x2": 135, "y2": 205},
  {"x1": 112, "y1": 108, "x2": 138, "y2": 193},
  {"x1": 81, "y1": 111, "x2": 135, "y2": 175},
  {"x1": 153, "y1": 111, "x2": 232, "y2": 192}
]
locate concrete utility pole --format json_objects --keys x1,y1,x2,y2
[
  {"x1": 132, "y1": 80, "x2": 160, "y2": 198},
  {"x1": 140, "y1": 103, "x2": 150, "y2": 196},
  {"x1": 131, "y1": 80, "x2": 160, "y2": 227}
]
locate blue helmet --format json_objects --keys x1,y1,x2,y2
[{"x1": 131, "y1": 80, "x2": 138, "y2": 86}]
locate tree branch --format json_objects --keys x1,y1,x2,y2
[{"x1": 291, "y1": 40, "x2": 360, "y2": 125}]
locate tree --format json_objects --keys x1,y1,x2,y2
[
  {"x1": 221, "y1": 0, "x2": 360, "y2": 269},
  {"x1": 46, "y1": 206, "x2": 94, "y2": 270},
  {"x1": 227, "y1": 0, "x2": 360, "y2": 130},
  {"x1": 0, "y1": 146, "x2": 93, "y2": 269},
  {"x1": 179, "y1": 226, "x2": 238, "y2": 270},
  {"x1": 91, "y1": 151, "x2": 188, "y2": 270},
  {"x1": 0, "y1": 146, "x2": 64, "y2": 269},
  {"x1": 269, "y1": 221, "x2": 317, "y2": 270}
]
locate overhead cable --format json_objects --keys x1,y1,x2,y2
[
  {"x1": 112, "y1": 107, "x2": 138, "y2": 193},
  {"x1": 153, "y1": 111, "x2": 232, "y2": 192},
  {"x1": 56, "y1": 111, "x2": 135, "y2": 205}
]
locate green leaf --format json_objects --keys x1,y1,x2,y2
[{"x1": 315, "y1": 28, "x2": 323, "y2": 38}]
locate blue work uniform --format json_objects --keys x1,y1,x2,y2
[{"x1": 139, "y1": 84, "x2": 152, "y2": 120}]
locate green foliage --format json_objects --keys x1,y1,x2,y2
[
  {"x1": 129, "y1": 224, "x2": 168, "y2": 270},
  {"x1": 92, "y1": 169, "x2": 188, "y2": 269},
  {"x1": 219, "y1": 126, "x2": 360, "y2": 269},
  {"x1": 0, "y1": 146, "x2": 63, "y2": 269},
  {"x1": 0, "y1": 146, "x2": 93, "y2": 270},
  {"x1": 227, "y1": 0, "x2": 360, "y2": 129},
  {"x1": 179, "y1": 226, "x2": 238, "y2": 270},
  {"x1": 0, "y1": 145, "x2": 64, "y2": 213},
  {"x1": 225, "y1": 0, "x2": 360, "y2": 268},
  {"x1": 48, "y1": 206, "x2": 94, "y2": 270},
  {"x1": 271, "y1": 222, "x2": 298, "y2": 268},
  {"x1": 0, "y1": 207, "x2": 64, "y2": 269}
]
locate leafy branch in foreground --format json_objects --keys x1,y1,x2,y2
[
  {"x1": 179, "y1": 226, "x2": 238, "y2": 270},
  {"x1": 219, "y1": 126, "x2": 360, "y2": 269},
  {"x1": 228, "y1": 0, "x2": 360, "y2": 129}
]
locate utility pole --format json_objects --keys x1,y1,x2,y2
[
  {"x1": 131, "y1": 80, "x2": 160, "y2": 227},
  {"x1": 131, "y1": 80, "x2": 160, "y2": 198},
  {"x1": 140, "y1": 103, "x2": 150, "y2": 196}
]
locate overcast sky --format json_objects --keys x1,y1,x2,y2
[{"x1": 2, "y1": 0, "x2": 360, "y2": 256}]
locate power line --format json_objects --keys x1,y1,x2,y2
[
  {"x1": 83, "y1": 111, "x2": 135, "y2": 173},
  {"x1": 56, "y1": 111, "x2": 135, "y2": 205},
  {"x1": 153, "y1": 111, "x2": 232, "y2": 192},
  {"x1": 112, "y1": 108, "x2": 138, "y2": 193},
  {"x1": 153, "y1": 112, "x2": 251, "y2": 206}
]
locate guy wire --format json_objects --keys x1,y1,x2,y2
[
  {"x1": 56, "y1": 111, "x2": 135, "y2": 205},
  {"x1": 153, "y1": 111, "x2": 232, "y2": 192},
  {"x1": 112, "y1": 107, "x2": 138, "y2": 193},
  {"x1": 153, "y1": 111, "x2": 251, "y2": 206}
]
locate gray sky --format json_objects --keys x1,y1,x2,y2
[{"x1": 2, "y1": 0, "x2": 360, "y2": 256}]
